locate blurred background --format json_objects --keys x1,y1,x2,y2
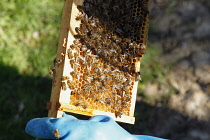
[{"x1": 0, "y1": 0, "x2": 210, "y2": 139}]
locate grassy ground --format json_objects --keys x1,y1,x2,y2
[
  {"x1": 0, "y1": 0, "x2": 63, "y2": 139},
  {"x1": 0, "y1": 1, "x2": 164, "y2": 139},
  {"x1": 0, "y1": 0, "x2": 63, "y2": 76}
]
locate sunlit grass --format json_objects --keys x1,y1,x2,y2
[
  {"x1": 137, "y1": 42, "x2": 174, "y2": 105},
  {"x1": 0, "y1": 0, "x2": 63, "y2": 76},
  {"x1": 138, "y1": 43, "x2": 162, "y2": 88}
]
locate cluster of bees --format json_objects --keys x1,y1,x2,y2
[{"x1": 60, "y1": 0, "x2": 149, "y2": 117}]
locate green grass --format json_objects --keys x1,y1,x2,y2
[
  {"x1": 137, "y1": 43, "x2": 172, "y2": 103},
  {"x1": 0, "y1": 0, "x2": 63, "y2": 76},
  {"x1": 0, "y1": 0, "x2": 63, "y2": 139},
  {"x1": 137, "y1": 43, "x2": 164, "y2": 89}
]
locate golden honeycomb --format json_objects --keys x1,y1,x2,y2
[{"x1": 50, "y1": 0, "x2": 150, "y2": 121}]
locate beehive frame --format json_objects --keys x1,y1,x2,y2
[{"x1": 47, "y1": 0, "x2": 149, "y2": 124}]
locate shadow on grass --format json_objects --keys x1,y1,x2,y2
[
  {"x1": 0, "y1": 62, "x2": 52, "y2": 140},
  {"x1": 1, "y1": 62, "x2": 210, "y2": 140},
  {"x1": 120, "y1": 101, "x2": 210, "y2": 140}
]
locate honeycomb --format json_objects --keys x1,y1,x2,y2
[{"x1": 54, "y1": 0, "x2": 149, "y2": 119}]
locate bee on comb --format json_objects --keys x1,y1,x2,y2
[{"x1": 48, "y1": 0, "x2": 150, "y2": 124}]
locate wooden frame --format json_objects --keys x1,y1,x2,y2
[
  {"x1": 48, "y1": 0, "x2": 84, "y2": 118},
  {"x1": 47, "y1": 0, "x2": 149, "y2": 124}
]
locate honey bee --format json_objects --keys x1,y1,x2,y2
[
  {"x1": 133, "y1": 17, "x2": 142, "y2": 25},
  {"x1": 61, "y1": 82, "x2": 67, "y2": 91},
  {"x1": 122, "y1": 86, "x2": 130, "y2": 92},
  {"x1": 67, "y1": 49, "x2": 74, "y2": 59},
  {"x1": 70, "y1": 71, "x2": 77, "y2": 78},
  {"x1": 77, "y1": 5, "x2": 83, "y2": 12},
  {"x1": 67, "y1": 80, "x2": 75, "y2": 89},
  {"x1": 124, "y1": 94, "x2": 131, "y2": 101},
  {"x1": 74, "y1": 51, "x2": 80, "y2": 58},
  {"x1": 75, "y1": 103, "x2": 81, "y2": 106},
  {"x1": 75, "y1": 57, "x2": 85, "y2": 65},
  {"x1": 115, "y1": 28, "x2": 125, "y2": 36},
  {"x1": 73, "y1": 39, "x2": 80, "y2": 45},
  {"x1": 87, "y1": 0, "x2": 96, "y2": 4},
  {"x1": 142, "y1": 8, "x2": 149, "y2": 17},
  {"x1": 75, "y1": 13, "x2": 83, "y2": 21},
  {"x1": 105, "y1": 98, "x2": 113, "y2": 105},
  {"x1": 81, "y1": 14, "x2": 89, "y2": 24},
  {"x1": 70, "y1": 91, "x2": 76, "y2": 95},
  {"x1": 123, "y1": 104, "x2": 131, "y2": 108},
  {"x1": 61, "y1": 76, "x2": 70, "y2": 81},
  {"x1": 69, "y1": 44, "x2": 76, "y2": 49},
  {"x1": 75, "y1": 27, "x2": 82, "y2": 34},
  {"x1": 95, "y1": 97, "x2": 100, "y2": 102},
  {"x1": 91, "y1": 93, "x2": 97, "y2": 100},
  {"x1": 69, "y1": 59, "x2": 75, "y2": 69},
  {"x1": 74, "y1": 34, "x2": 83, "y2": 39},
  {"x1": 77, "y1": 90, "x2": 81, "y2": 95},
  {"x1": 113, "y1": 105, "x2": 119, "y2": 110},
  {"x1": 82, "y1": 104, "x2": 87, "y2": 109},
  {"x1": 80, "y1": 45, "x2": 87, "y2": 52},
  {"x1": 81, "y1": 84, "x2": 89, "y2": 91},
  {"x1": 112, "y1": 5, "x2": 120, "y2": 11},
  {"x1": 52, "y1": 128, "x2": 61, "y2": 139},
  {"x1": 119, "y1": 110, "x2": 124, "y2": 117},
  {"x1": 133, "y1": 72, "x2": 142, "y2": 81},
  {"x1": 49, "y1": 67, "x2": 55, "y2": 75},
  {"x1": 121, "y1": 100, "x2": 127, "y2": 105},
  {"x1": 70, "y1": 71, "x2": 78, "y2": 79},
  {"x1": 115, "y1": 111, "x2": 123, "y2": 118},
  {"x1": 54, "y1": 58, "x2": 63, "y2": 66},
  {"x1": 115, "y1": 37, "x2": 122, "y2": 43}
]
